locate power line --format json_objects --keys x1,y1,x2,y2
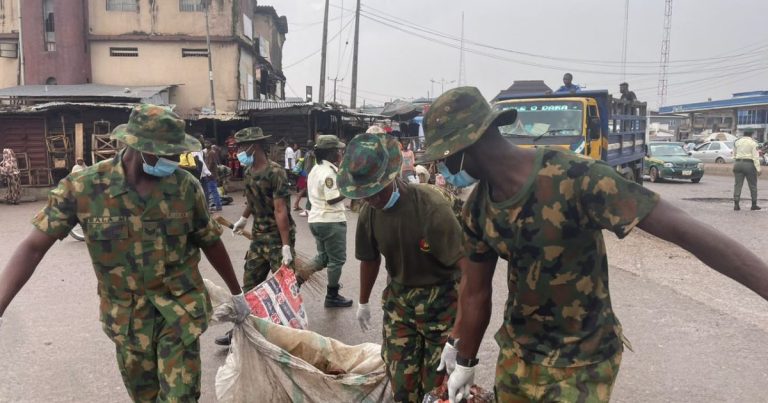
[
  {"x1": 284, "y1": 15, "x2": 356, "y2": 69},
  {"x1": 360, "y1": 2, "x2": 767, "y2": 68}
]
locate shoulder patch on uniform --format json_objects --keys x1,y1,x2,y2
[{"x1": 325, "y1": 177, "x2": 334, "y2": 188}]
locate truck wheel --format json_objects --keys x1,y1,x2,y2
[{"x1": 649, "y1": 167, "x2": 660, "y2": 183}]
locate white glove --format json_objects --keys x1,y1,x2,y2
[
  {"x1": 281, "y1": 245, "x2": 293, "y2": 265},
  {"x1": 436, "y1": 341, "x2": 458, "y2": 375},
  {"x1": 448, "y1": 363, "x2": 475, "y2": 403},
  {"x1": 232, "y1": 292, "x2": 251, "y2": 323},
  {"x1": 356, "y1": 302, "x2": 371, "y2": 331},
  {"x1": 232, "y1": 216, "x2": 248, "y2": 236}
]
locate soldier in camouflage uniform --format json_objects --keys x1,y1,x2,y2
[
  {"x1": 0, "y1": 104, "x2": 252, "y2": 402},
  {"x1": 419, "y1": 87, "x2": 768, "y2": 403},
  {"x1": 216, "y1": 127, "x2": 296, "y2": 345},
  {"x1": 337, "y1": 133, "x2": 468, "y2": 402}
]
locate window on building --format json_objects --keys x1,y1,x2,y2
[
  {"x1": 179, "y1": 0, "x2": 205, "y2": 12},
  {"x1": 0, "y1": 42, "x2": 18, "y2": 58},
  {"x1": 182, "y1": 48, "x2": 208, "y2": 57},
  {"x1": 107, "y1": 0, "x2": 139, "y2": 12},
  {"x1": 43, "y1": 0, "x2": 55, "y2": 52},
  {"x1": 46, "y1": 77, "x2": 57, "y2": 85},
  {"x1": 110, "y1": 47, "x2": 139, "y2": 57}
]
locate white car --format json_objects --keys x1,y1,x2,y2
[{"x1": 690, "y1": 141, "x2": 735, "y2": 164}]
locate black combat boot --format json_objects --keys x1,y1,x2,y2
[
  {"x1": 325, "y1": 285, "x2": 353, "y2": 308},
  {"x1": 215, "y1": 329, "x2": 233, "y2": 346},
  {"x1": 734, "y1": 200, "x2": 741, "y2": 211},
  {"x1": 751, "y1": 202, "x2": 761, "y2": 211}
]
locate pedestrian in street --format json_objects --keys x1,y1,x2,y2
[
  {"x1": 620, "y1": 82, "x2": 637, "y2": 102},
  {"x1": 298, "y1": 140, "x2": 316, "y2": 217},
  {"x1": 733, "y1": 131, "x2": 762, "y2": 211},
  {"x1": 217, "y1": 127, "x2": 296, "y2": 345},
  {"x1": 400, "y1": 138, "x2": 418, "y2": 183},
  {"x1": 555, "y1": 72, "x2": 581, "y2": 93},
  {"x1": 292, "y1": 154, "x2": 309, "y2": 214},
  {"x1": 205, "y1": 143, "x2": 223, "y2": 211},
  {"x1": 0, "y1": 148, "x2": 21, "y2": 204},
  {"x1": 420, "y1": 87, "x2": 768, "y2": 403},
  {"x1": 337, "y1": 133, "x2": 466, "y2": 402},
  {"x1": 285, "y1": 142, "x2": 296, "y2": 170},
  {"x1": 307, "y1": 135, "x2": 353, "y2": 308},
  {"x1": 71, "y1": 158, "x2": 88, "y2": 174},
  {"x1": 0, "y1": 105, "x2": 252, "y2": 402}
]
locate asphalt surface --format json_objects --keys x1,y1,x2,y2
[{"x1": 0, "y1": 174, "x2": 767, "y2": 402}]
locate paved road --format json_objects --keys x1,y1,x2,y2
[{"x1": 0, "y1": 174, "x2": 766, "y2": 402}]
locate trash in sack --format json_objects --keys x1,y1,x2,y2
[
  {"x1": 422, "y1": 381, "x2": 494, "y2": 403},
  {"x1": 206, "y1": 279, "x2": 394, "y2": 403},
  {"x1": 243, "y1": 265, "x2": 308, "y2": 329}
]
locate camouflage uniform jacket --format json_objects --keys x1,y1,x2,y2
[
  {"x1": 463, "y1": 147, "x2": 659, "y2": 367},
  {"x1": 244, "y1": 160, "x2": 295, "y2": 235},
  {"x1": 32, "y1": 151, "x2": 221, "y2": 351}
]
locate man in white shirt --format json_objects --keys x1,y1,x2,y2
[
  {"x1": 307, "y1": 135, "x2": 352, "y2": 308},
  {"x1": 285, "y1": 144, "x2": 296, "y2": 170},
  {"x1": 71, "y1": 158, "x2": 87, "y2": 174},
  {"x1": 733, "y1": 131, "x2": 762, "y2": 211}
]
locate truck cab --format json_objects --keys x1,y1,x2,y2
[{"x1": 492, "y1": 90, "x2": 647, "y2": 184}]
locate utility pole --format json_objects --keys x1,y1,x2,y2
[
  {"x1": 458, "y1": 12, "x2": 466, "y2": 86},
  {"x1": 657, "y1": 0, "x2": 673, "y2": 108},
  {"x1": 328, "y1": 77, "x2": 344, "y2": 103},
  {"x1": 350, "y1": 0, "x2": 361, "y2": 109},
  {"x1": 16, "y1": 0, "x2": 24, "y2": 85},
  {"x1": 203, "y1": 0, "x2": 217, "y2": 138},
  {"x1": 318, "y1": 0, "x2": 330, "y2": 104},
  {"x1": 621, "y1": 0, "x2": 629, "y2": 81},
  {"x1": 431, "y1": 78, "x2": 455, "y2": 95}
]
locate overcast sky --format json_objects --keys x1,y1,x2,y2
[{"x1": 273, "y1": 0, "x2": 768, "y2": 110}]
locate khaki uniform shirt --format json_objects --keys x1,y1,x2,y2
[
  {"x1": 308, "y1": 160, "x2": 346, "y2": 223},
  {"x1": 733, "y1": 136, "x2": 761, "y2": 172},
  {"x1": 32, "y1": 151, "x2": 221, "y2": 351}
]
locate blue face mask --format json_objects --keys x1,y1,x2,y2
[
  {"x1": 237, "y1": 150, "x2": 254, "y2": 166},
  {"x1": 141, "y1": 153, "x2": 179, "y2": 177},
  {"x1": 437, "y1": 153, "x2": 478, "y2": 188},
  {"x1": 382, "y1": 181, "x2": 400, "y2": 210}
]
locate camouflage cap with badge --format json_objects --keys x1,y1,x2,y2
[
  {"x1": 337, "y1": 133, "x2": 402, "y2": 199},
  {"x1": 419, "y1": 86, "x2": 517, "y2": 163},
  {"x1": 314, "y1": 134, "x2": 346, "y2": 150},
  {"x1": 111, "y1": 104, "x2": 201, "y2": 155},
  {"x1": 234, "y1": 127, "x2": 271, "y2": 143}
]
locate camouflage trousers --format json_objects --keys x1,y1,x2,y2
[
  {"x1": 495, "y1": 350, "x2": 622, "y2": 402},
  {"x1": 114, "y1": 305, "x2": 201, "y2": 402},
  {"x1": 381, "y1": 280, "x2": 458, "y2": 403},
  {"x1": 3, "y1": 174, "x2": 20, "y2": 204},
  {"x1": 243, "y1": 231, "x2": 295, "y2": 291}
]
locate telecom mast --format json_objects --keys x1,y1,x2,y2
[
  {"x1": 458, "y1": 12, "x2": 466, "y2": 87},
  {"x1": 657, "y1": 0, "x2": 673, "y2": 107}
]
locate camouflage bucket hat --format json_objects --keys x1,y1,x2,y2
[
  {"x1": 420, "y1": 86, "x2": 517, "y2": 163},
  {"x1": 234, "y1": 127, "x2": 271, "y2": 143},
  {"x1": 315, "y1": 134, "x2": 346, "y2": 150},
  {"x1": 338, "y1": 133, "x2": 402, "y2": 199},
  {"x1": 111, "y1": 104, "x2": 201, "y2": 155}
]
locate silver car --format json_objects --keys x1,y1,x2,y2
[{"x1": 690, "y1": 141, "x2": 735, "y2": 164}]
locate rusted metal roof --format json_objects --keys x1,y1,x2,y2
[{"x1": 0, "y1": 84, "x2": 174, "y2": 104}]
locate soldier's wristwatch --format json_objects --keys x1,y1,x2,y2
[{"x1": 456, "y1": 355, "x2": 479, "y2": 367}]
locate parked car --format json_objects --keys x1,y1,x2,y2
[
  {"x1": 690, "y1": 141, "x2": 734, "y2": 164},
  {"x1": 645, "y1": 142, "x2": 704, "y2": 183}
]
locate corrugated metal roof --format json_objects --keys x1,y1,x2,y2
[
  {"x1": 0, "y1": 101, "x2": 138, "y2": 114},
  {"x1": 660, "y1": 94, "x2": 768, "y2": 114},
  {"x1": 0, "y1": 84, "x2": 174, "y2": 101},
  {"x1": 237, "y1": 99, "x2": 315, "y2": 112}
]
